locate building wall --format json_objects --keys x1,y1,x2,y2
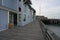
[
  {"x1": 30, "y1": 10, "x2": 33, "y2": 21},
  {"x1": 26, "y1": 6, "x2": 33, "y2": 23},
  {"x1": 17, "y1": 0, "x2": 33, "y2": 26},
  {"x1": 0, "y1": 10, "x2": 8, "y2": 31},
  {"x1": 2, "y1": 0, "x2": 17, "y2": 10},
  {"x1": 20, "y1": 4, "x2": 33, "y2": 26},
  {"x1": 17, "y1": 0, "x2": 24, "y2": 26},
  {"x1": 17, "y1": 0, "x2": 30, "y2": 26},
  {"x1": 0, "y1": 0, "x2": 34, "y2": 31}
]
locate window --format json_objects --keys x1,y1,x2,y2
[
  {"x1": 24, "y1": 4, "x2": 26, "y2": 12},
  {"x1": 9, "y1": 13, "x2": 13, "y2": 23},
  {"x1": 9, "y1": 13, "x2": 12, "y2": 23},
  {"x1": 19, "y1": 0, "x2": 21, "y2": 1},
  {"x1": 19, "y1": 7, "x2": 21, "y2": 12},
  {"x1": 23, "y1": 14, "x2": 26, "y2": 21},
  {"x1": 23, "y1": 0, "x2": 25, "y2": 2},
  {"x1": 19, "y1": 14, "x2": 21, "y2": 21}
]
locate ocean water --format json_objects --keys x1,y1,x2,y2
[{"x1": 46, "y1": 25, "x2": 60, "y2": 37}]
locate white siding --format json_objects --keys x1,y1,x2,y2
[
  {"x1": 20, "y1": 4, "x2": 33, "y2": 26},
  {"x1": 0, "y1": 10, "x2": 8, "y2": 31},
  {"x1": 17, "y1": 0, "x2": 23, "y2": 26},
  {"x1": 2, "y1": 0, "x2": 17, "y2": 10}
]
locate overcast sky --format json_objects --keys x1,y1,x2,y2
[{"x1": 31, "y1": 0, "x2": 60, "y2": 19}]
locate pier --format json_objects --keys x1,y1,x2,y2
[
  {"x1": 0, "y1": 20, "x2": 58, "y2": 40},
  {"x1": 41, "y1": 19, "x2": 60, "y2": 24},
  {"x1": 36, "y1": 16, "x2": 60, "y2": 24},
  {"x1": 0, "y1": 20, "x2": 44, "y2": 40}
]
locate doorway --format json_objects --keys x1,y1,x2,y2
[
  {"x1": 9, "y1": 12, "x2": 17, "y2": 26},
  {"x1": 13, "y1": 13, "x2": 17, "y2": 26}
]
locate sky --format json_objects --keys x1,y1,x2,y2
[{"x1": 31, "y1": 0, "x2": 60, "y2": 19}]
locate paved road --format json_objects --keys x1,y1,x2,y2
[{"x1": 0, "y1": 20, "x2": 44, "y2": 40}]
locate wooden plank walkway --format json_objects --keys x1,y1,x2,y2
[{"x1": 0, "y1": 20, "x2": 44, "y2": 40}]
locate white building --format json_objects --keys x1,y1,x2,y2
[{"x1": 0, "y1": 0, "x2": 36, "y2": 31}]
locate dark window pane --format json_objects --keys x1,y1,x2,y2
[
  {"x1": 19, "y1": 7, "x2": 21, "y2": 12},
  {"x1": 23, "y1": 0, "x2": 25, "y2": 2},
  {"x1": 19, "y1": 0, "x2": 21, "y2": 1}
]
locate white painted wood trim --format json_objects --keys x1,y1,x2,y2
[{"x1": 7, "y1": 11, "x2": 9, "y2": 29}]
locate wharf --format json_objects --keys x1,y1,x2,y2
[{"x1": 0, "y1": 20, "x2": 44, "y2": 40}]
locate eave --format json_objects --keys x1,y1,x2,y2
[
  {"x1": 28, "y1": 5, "x2": 36, "y2": 13},
  {"x1": 24, "y1": 0, "x2": 32, "y2": 5}
]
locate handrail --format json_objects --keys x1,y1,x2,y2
[{"x1": 39, "y1": 19, "x2": 55, "y2": 40}]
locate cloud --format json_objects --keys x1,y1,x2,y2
[
  {"x1": 40, "y1": 0, "x2": 60, "y2": 19},
  {"x1": 31, "y1": 0, "x2": 60, "y2": 19}
]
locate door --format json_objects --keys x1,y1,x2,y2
[
  {"x1": 9, "y1": 12, "x2": 17, "y2": 26},
  {"x1": 13, "y1": 14, "x2": 17, "y2": 26}
]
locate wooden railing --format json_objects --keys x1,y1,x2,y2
[{"x1": 39, "y1": 20, "x2": 55, "y2": 40}]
